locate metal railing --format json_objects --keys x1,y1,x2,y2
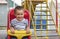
[{"x1": 23, "y1": 0, "x2": 59, "y2": 39}]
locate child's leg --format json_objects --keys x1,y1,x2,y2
[
  {"x1": 11, "y1": 37, "x2": 17, "y2": 39},
  {"x1": 22, "y1": 36, "x2": 28, "y2": 39},
  {"x1": 11, "y1": 36, "x2": 17, "y2": 39}
]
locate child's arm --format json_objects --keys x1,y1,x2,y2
[
  {"x1": 25, "y1": 19, "x2": 30, "y2": 33},
  {"x1": 10, "y1": 26, "x2": 15, "y2": 34},
  {"x1": 10, "y1": 20, "x2": 15, "y2": 33},
  {"x1": 26, "y1": 25, "x2": 30, "y2": 34}
]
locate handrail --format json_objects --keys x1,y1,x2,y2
[
  {"x1": 56, "y1": 0, "x2": 58, "y2": 33},
  {"x1": 31, "y1": 0, "x2": 49, "y2": 39},
  {"x1": 30, "y1": 0, "x2": 38, "y2": 39},
  {"x1": 46, "y1": 2, "x2": 49, "y2": 39},
  {"x1": 23, "y1": 0, "x2": 59, "y2": 39},
  {"x1": 49, "y1": 0, "x2": 58, "y2": 33},
  {"x1": 26, "y1": 0, "x2": 38, "y2": 39}
]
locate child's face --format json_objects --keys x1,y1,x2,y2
[{"x1": 15, "y1": 9, "x2": 24, "y2": 21}]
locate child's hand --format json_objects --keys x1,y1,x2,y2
[
  {"x1": 26, "y1": 30, "x2": 30, "y2": 34},
  {"x1": 11, "y1": 29, "x2": 15, "y2": 34},
  {"x1": 10, "y1": 27, "x2": 15, "y2": 34},
  {"x1": 26, "y1": 26, "x2": 30, "y2": 34}
]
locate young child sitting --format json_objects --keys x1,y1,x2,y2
[{"x1": 10, "y1": 6, "x2": 30, "y2": 34}]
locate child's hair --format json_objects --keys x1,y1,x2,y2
[{"x1": 14, "y1": 6, "x2": 24, "y2": 14}]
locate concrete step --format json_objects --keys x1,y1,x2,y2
[
  {"x1": 35, "y1": 10, "x2": 50, "y2": 12},
  {"x1": 35, "y1": 8, "x2": 49, "y2": 11},
  {"x1": 34, "y1": 12, "x2": 50, "y2": 16},
  {"x1": 36, "y1": 4, "x2": 47, "y2": 7},
  {"x1": 31, "y1": 36, "x2": 60, "y2": 39},
  {"x1": 31, "y1": 29, "x2": 58, "y2": 36}
]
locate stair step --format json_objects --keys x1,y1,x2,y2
[
  {"x1": 36, "y1": 29, "x2": 56, "y2": 31},
  {"x1": 33, "y1": 19, "x2": 53, "y2": 21},
  {"x1": 36, "y1": 3, "x2": 47, "y2": 6},
  {"x1": 31, "y1": 30, "x2": 58, "y2": 37},
  {"x1": 31, "y1": 24, "x2": 55, "y2": 26},
  {"x1": 35, "y1": 10, "x2": 50, "y2": 12},
  {"x1": 34, "y1": 12, "x2": 50, "y2": 16},
  {"x1": 34, "y1": 15, "x2": 51, "y2": 16},
  {"x1": 35, "y1": 8, "x2": 49, "y2": 10},
  {"x1": 32, "y1": 34, "x2": 58, "y2": 37},
  {"x1": 32, "y1": 35, "x2": 59, "y2": 37},
  {"x1": 31, "y1": 36, "x2": 60, "y2": 39},
  {"x1": 33, "y1": 16, "x2": 52, "y2": 20},
  {"x1": 36, "y1": 6, "x2": 47, "y2": 8}
]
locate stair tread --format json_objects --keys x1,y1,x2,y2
[
  {"x1": 35, "y1": 8, "x2": 49, "y2": 10},
  {"x1": 34, "y1": 15, "x2": 51, "y2": 16},
  {"x1": 31, "y1": 35, "x2": 59, "y2": 37},
  {"x1": 35, "y1": 10, "x2": 50, "y2": 12},
  {"x1": 34, "y1": 19, "x2": 53, "y2": 21},
  {"x1": 31, "y1": 24, "x2": 55, "y2": 26},
  {"x1": 35, "y1": 29, "x2": 56, "y2": 31},
  {"x1": 31, "y1": 31, "x2": 58, "y2": 37},
  {"x1": 36, "y1": 6, "x2": 46, "y2": 8}
]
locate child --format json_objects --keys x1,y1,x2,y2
[{"x1": 10, "y1": 6, "x2": 30, "y2": 34}]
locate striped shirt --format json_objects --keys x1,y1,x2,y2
[{"x1": 10, "y1": 18, "x2": 28, "y2": 30}]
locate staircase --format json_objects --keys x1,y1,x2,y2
[{"x1": 31, "y1": 1, "x2": 59, "y2": 39}]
